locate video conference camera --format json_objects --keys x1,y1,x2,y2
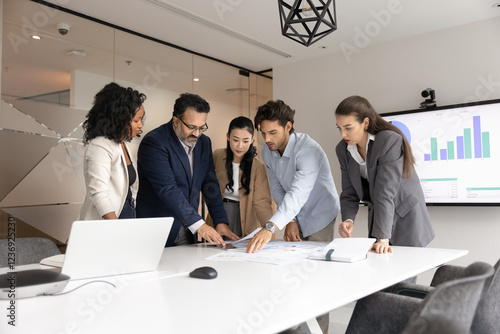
[{"x1": 420, "y1": 88, "x2": 436, "y2": 108}]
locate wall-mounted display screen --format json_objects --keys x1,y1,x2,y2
[{"x1": 382, "y1": 99, "x2": 500, "y2": 206}]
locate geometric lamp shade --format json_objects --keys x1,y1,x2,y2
[
  {"x1": 278, "y1": 0, "x2": 337, "y2": 46},
  {"x1": 0, "y1": 99, "x2": 87, "y2": 242}
]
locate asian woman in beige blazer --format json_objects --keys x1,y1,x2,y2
[
  {"x1": 207, "y1": 116, "x2": 273, "y2": 237},
  {"x1": 79, "y1": 82, "x2": 146, "y2": 220}
]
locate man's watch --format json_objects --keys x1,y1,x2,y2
[
  {"x1": 377, "y1": 238, "x2": 390, "y2": 243},
  {"x1": 265, "y1": 222, "x2": 276, "y2": 234}
]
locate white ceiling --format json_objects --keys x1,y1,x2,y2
[
  {"x1": 2, "y1": 0, "x2": 500, "y2": 100},
  {"x1": 41, "y1": 0, "x2": 500, "y2": 72}
]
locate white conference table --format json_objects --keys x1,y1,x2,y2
[{"x1": 1, "y1": 244, "x2": 467, "y2": 334}]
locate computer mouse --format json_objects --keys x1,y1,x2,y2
[{"x1": 189, "y1": 266, "x2": 218, "y2": 279}]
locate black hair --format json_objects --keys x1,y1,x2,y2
[
  {"x1": 225, "y1": 116, "x2": 257, "y2": 196},
  {"x1": 254, "y1": 100, "x2": 295, "y2": 133},
  {"x1": 335, "y1": 95, "x2": 415, "y2": 178},
  {"x1": 83, "y1": 82, "x2": 146, "y2": 144},
  {"x1": 173, "y1": 93, "x2": 210, "y2": 118}
]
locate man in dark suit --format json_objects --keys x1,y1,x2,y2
[{"x1": 136, "y1": 93, "x2": 238, "y2": 247}]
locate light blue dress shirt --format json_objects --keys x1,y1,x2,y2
[{"x1": 262, "y1": 132, "x2": 340, "y2": 237}]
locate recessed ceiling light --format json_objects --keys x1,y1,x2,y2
[
  {"x1": 193, "y1": 78, "x2": 200, "y2": 82},
  {"x1": 67, "y1": 49, "x2": 86, "y2": 56},
  {"x1": 31, "y1": 35, "x2": 41, "y2": 40},
  {"x1": 318, "y1": 45, "x2": 328, "y2": 50}
]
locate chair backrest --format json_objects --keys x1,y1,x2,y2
[
  {"x1": 430, "y1": 264, "x2": 467, "y2": 287},
  {"x1": 0, "y1": 237, "x2": 61, "y2": 267},
  {"x1": 471, "y1": 258, "x2": 500, "y2": 334},
  {"x1": 402, "y1": 261, "x2": 494, "y2": 334}
]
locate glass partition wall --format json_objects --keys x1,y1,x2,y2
[{"x1": 0, "y1": 0, "x2": 272, "y2": 243}]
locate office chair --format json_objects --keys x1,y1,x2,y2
[
  {"x1": 390, "y1": 258, "x2": 500, "y2": 334},
  {"x1": 345, "y1": 262, "x2": 494, "y2": 334},
  {"x1": 0, "y1": 237, "x2": 61, "y2": 267}
]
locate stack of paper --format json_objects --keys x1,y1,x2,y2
[
  {"x1": 40, "y1": 254, "x2": 65, "y2": 268},
  {"x1": 308, "y1": 238, "x2": 376, "y2": 263}
]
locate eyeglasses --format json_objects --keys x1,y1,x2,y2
[{"x1": 175, "y1": 116, "x2": 209, "y2": 133}]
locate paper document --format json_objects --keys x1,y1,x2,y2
[
  {"x1": 225, "y1": 228, "x2": 262, "y2": 247},
  {"x1": 206, "y1": 240, "x2": 327, "y2": 265},
  {"x1": 308, "y1": 238, "x2": 376, "y2": 263},
  {"x1": 206, "y1": 228, "x2": 262, "y2": 250},
  {"x1": 205, "y1": 251, "x2": 303, "y2": 265},
  {"x1": 40, "y1": 254, "x2": 65, "y2": 267}
]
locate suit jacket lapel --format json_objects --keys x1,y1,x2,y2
[
  {"x1": 346, "y1": 151, "x2": 364, "y2": 200},
  {"x1": 193, "y1": 134, "x2": 205, "y2": 189},
  {"x1": 166, "y1": 121, "x2": 192, "y2": 187},
  {"x1": 119, "y1": 142, "x2": 129, "y2": 182},
  {"x1": 192, "y1": 142, "x2": 201, "y2": 189},
  {"x1": 366, "y1": 140, "x2": 374, "y2": 183}
]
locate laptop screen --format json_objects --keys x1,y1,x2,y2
[{"x1": 61, "y1": 217, "x2": 173, "y2": 280}]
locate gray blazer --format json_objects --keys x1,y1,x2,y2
[{"x1": 335, "y1": 130, "x2": 435, "y2": 247}]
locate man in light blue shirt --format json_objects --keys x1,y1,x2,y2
[{"x1": 246, "y1": 100, "x2": 340, "y2": 253}]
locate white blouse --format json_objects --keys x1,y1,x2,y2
[
  {"x1": 347, "y1": 133, "x2": 376, "y2": 179},
  {"x1": 224, "y1": 162, "x2": 240, "y2": 202}
]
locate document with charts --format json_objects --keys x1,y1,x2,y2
[{"x1": 206, "y1": 236, "x2": 326, "y2": 265}]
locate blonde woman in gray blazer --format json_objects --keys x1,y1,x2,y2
[
  {"x1": 335, "y1": 96, "x2": 435, "y2": 254},
  {"x1": 79, "y1": 82, "x2": 146, "y2": 220}
]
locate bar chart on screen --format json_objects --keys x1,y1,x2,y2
[
  {"x1": 383, "y1": 99, "x2": 500, "y2": 204},
  {"x1": 423, "y1": 115, "x2": 490, "y2": 162}
]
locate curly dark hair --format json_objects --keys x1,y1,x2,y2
[
  {"x1": 254, "y1": 100, "x2": 295, "y2": 134},
  {"x1": 82, "y1": 82, "x2": 146, "y2": 144},
  {"x1": 173, "y1": 92, "x2": 210, "y2": 118},
  {"x1": 225, "y1": 116, "x2": 257, "y2": 196}
]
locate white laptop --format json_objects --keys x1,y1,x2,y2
[{"x1": 42, "y1": 217, "x2": 173, "y2": 280}]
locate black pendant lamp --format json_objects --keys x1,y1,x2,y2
[{"x1": 278, "y1": 0, "x2": 337, "y2": 47}]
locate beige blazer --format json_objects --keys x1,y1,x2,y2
[
  {"x1": 79, "y1": 136, "x2": 134, "y2": 220},
  {"x1": 207, "y1": 148, "x2": 274, "y2": 237}
]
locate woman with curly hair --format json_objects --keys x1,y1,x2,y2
[
  {"x1": 207, "y1": 116, "x2": 273, "y2": 237},
  {"x1": 79, "y1": 82, "x2": 146, "y2": 220}
]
